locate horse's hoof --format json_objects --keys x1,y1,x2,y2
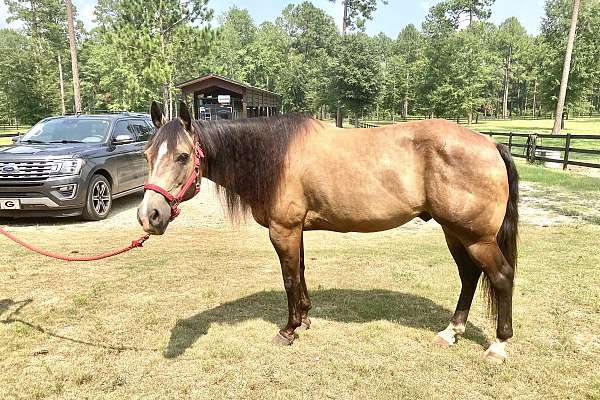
[
  {"x1": 272, "y1": 332, "x2": 294, "y2": 346},
  {"x1": 432, "y1": 334, "x2": 452, "y2": 349},
  {"x1": 296, "y1": 318, "x2": 311, "y2": 333},
  {"x1": 483, "y1": 351, "x2": 506, "y2": 364},
  {"x1": 483, "y1": 342, "x2": 507, "y2": 364}
]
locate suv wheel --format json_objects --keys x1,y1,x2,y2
[{"x1": 82, "y1": 175, "x2": 112, "y2": 221}]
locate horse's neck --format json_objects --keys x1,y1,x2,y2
[
  {"x1": 201, "y1": 132, "x2": 244, "y2": 196},
  {"x1": 203, "y1": 157, "x2": 231, "y2": 191}
]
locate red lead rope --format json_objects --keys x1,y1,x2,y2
[{"x1": 0, "y1": 226, "x2": 150, "y2": 262}]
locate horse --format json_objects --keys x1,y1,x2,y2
[{"x1": 138, "y1": 101, "x2": 519, "y2": 364}]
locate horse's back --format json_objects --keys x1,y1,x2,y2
[{"x1": 282, "y1": 119, "x2": 508, "y2": 236}]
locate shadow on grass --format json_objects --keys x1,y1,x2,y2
[
  {"x1": 165, "y1": 289, "x2": 488, "y2": 358},
  {"x1": 1, "y1": 298, "x2": 158, "y2": 352}
]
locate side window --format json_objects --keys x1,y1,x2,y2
[
  {"x1": 112, "y1": 120, "x2": 137, "y2": 140},
  {"x1": 131, "y1": 120, "x2": 153, "y2": 142}
]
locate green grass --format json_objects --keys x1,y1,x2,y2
[
  {"x1": 472, "y1": 118, "x2": 600, "y2": 135},
  {"x1": 0, "y1": 127, "x2": 29, "y2": 146},
  {"x1": 1, "y1": 215, "x2": 600, "y2": 398},
  {"x1": 517, "y1": 161, "x2": 600, "y2": 192}
]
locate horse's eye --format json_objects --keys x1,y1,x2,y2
[{"x1": 176, "y1": 153, "x2": 190, "y2": 164}]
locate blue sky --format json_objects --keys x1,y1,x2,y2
[{"x1": 0, "y1": 0, "x2": 546, "y2": 37}]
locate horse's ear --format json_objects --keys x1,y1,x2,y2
[
  {"x1": 179, "y1": 100, "x2": 192, "y2": 132},
  {"x1": 150, "y1": 101, "x2": 165, "y2": 129}
]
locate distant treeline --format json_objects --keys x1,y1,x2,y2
[{"x1": 0, "y1": 0, "x2": 599, "y2": 125}]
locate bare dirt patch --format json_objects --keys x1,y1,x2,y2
[{"x1": 519, "y1": 181, "x2": 600, "y2": 226}]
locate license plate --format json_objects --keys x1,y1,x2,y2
[{"x1": 0, "y1": 199, "x2": 21, "y2": 210}]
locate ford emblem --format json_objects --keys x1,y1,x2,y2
[{"x1": 1, "y1": 164, "x2": 19, "y2": 173}]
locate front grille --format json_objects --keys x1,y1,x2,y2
[
  {"x1": 0, "y1": 192, "x2": 42, "y2": 198},
  {"x1": 0, "y1": 161, "x2": 54, "y2": 180}
]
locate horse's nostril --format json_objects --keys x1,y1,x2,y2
[{"x1": 150, "y1": 209, "x2": 160, "y2": 224}]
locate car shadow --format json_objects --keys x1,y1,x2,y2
[
  {"x1": 0, "y1": 192, "x2": 143, "y2": 228},
  {"x1": 164, "y1": 289, "x2": 489, "y2": 358}
]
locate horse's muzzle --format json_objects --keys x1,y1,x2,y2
[{"x1": 137, "y1": 192, "x2": 171, "y2": 235}]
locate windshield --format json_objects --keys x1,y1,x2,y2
[{"x1": 21, "y1": 118, "x2": 111, "y2": 144}]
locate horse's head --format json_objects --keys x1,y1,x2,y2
[{"x1": 137, "y1": 101, "x2": 202, "y2": 235}]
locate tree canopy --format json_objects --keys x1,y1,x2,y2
[{"x1": 1, "y1": 0, "x2": 600, "y2": 125}]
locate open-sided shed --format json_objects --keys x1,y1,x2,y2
[{"x1": 176, "y1": 74, "x2": 282, "y2": 120}]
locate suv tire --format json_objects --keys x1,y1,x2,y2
[{"x1": 82, "y1": 174, "x2": 113, "y2": 221}]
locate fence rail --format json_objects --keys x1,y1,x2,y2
[
  {"x1": 483, "y1": 131, "x2": 600, "y2": 170},
  {"x1": 0, "y1": 124, "x2": 22, "y2": 132},
  {"x1": 356, "y1": 120, "x2": 600, "y2": 170},
  {"x1": 364, "y1": 111, "x2": 600, "y2": 123}
]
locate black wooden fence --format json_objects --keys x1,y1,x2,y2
[
  {"x1": 357, "y1": 121, "x2": 600, "y2": 170},
  {"x1": 0, "y1": 133, "x2": 17, "y2": 140},
  {"x1": 483, "y1": 131, "x2": 600, "y2": 170},
  {"x1": 0, "y1": 124, "x2": 22, "y2": 132}
]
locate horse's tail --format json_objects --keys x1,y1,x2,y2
[{"x1": 482, "y1": 143, "x2": 519, "y2": 318}]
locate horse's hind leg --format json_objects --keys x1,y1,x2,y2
[
  {"x1": 434, "y1": 229, "x2": 482, "y2": 348},
  {"x1": 465, "y1": 240, "x2": 514, "y2": 363},
  {"x1": 296, "y1": 232, "x2": 312, "y2": 332}
]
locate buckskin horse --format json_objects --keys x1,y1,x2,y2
[{"x1": 138, "y1": 101, "x2": 519, "y2": 363}]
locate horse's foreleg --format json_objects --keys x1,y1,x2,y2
[
  {"x1": 297, "y1": 232, "x2": 312, "y2": 332},
  {"x1": 466, "y1": 241, "x2": 514, "y2": 364},
  {"x1": 269, "y1": 222, "x2": 303, "y2": 345},
  {"x1": 434, "y1": 230, "x2": 482, "y2": 348}
]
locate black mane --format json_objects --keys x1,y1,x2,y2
[{"x1": 193, "y1": 114, "x2": 312, "y2": 219}]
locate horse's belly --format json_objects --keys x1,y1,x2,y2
[{"x1": 303, "y1": 202, "x2": 419, "y2": 233}]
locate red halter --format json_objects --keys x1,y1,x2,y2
[{"x1": 143, "y1": 141, "x2": 205, "y2": 221}]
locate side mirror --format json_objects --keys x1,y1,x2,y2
[{"x1": 113, "y1": 134, "x2": 134, "y2": 145}]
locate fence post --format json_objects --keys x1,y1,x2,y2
[
  {"x1": 508, "y1": 131, "x2": 513, "y2": 151},
  {"x1": 563, "y1": 133, "x2": 572, "y2": 170},
  {"x1": 526, "y1": 134, "x2": 537, "y2": 163}
]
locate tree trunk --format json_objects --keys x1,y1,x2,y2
[
  {"x1": 336, "y1": 104, "x2": 343, "y2": 128},
  {"x1": 517, "y1": 84, "x2": 522, "y2": 116},
  {"x1": 65, "y1": 0, "x2": 81, "y2": 113},
  {"x1": 402, "y1": 96, "x2": 408, "y2": 119},
  {"x1": 502, "y1": 46, "x2": 512, "y2": 119},
  {"x1": 552, "y1": 0, "x2": 581, "y2": 134},
  {"x1": 524, "y1": 84, "x2": 529, "y2": 116},
  {"x1": 163, "y1": 83, "x2": 170, "y2": 119},
  {"x1": 30, "y1": 0, "x2": 41, "y2": 62},
  {"x1": 336, "y1": 0, "x2": 349, "y2": 128},
  {"x1": 57, "y1": 53, "x2": 66, "y2": 115},
  {"x1": 532, "y1": 80, "x2": 537, "y2": 118},
  {"x1": 342, "y1": 0, "x2": 348, "y2": 35},
  {"x1": 168, "y1": 81, "x2": 173, "y2": 118}
]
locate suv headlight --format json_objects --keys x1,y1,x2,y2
[{"x1": 50, "y1": 159, "x2": 84, "y2": 175}]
